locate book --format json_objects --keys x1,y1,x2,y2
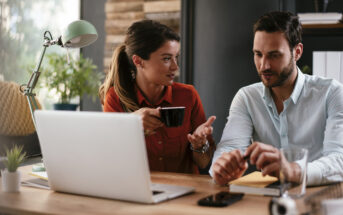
[
  {"x1": 298, "y1": 12, "x2": 342, "y2": 24},
  {"x1": 21, "y1": 171, "x2": 50, "y2": 190},
  {"x1": 29, "y1": 171, "x2": 48, "y2": 180},
  {"x1": 229, "y1": 171, "x2": 280, "y2": 196}
]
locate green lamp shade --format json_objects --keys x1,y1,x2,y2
[{"x1": 62, "y1": 20, "x2": 98, "y2": 48}]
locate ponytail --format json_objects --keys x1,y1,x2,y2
[{"x1": 99, "y1": 44, "x2": 139, "y2": 112}]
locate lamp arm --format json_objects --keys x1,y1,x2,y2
[{"x1": 21, "y1": 31, "x2": 62, "y2": 126}]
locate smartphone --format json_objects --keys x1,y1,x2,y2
[{"x1": 198, "y1": 191, "x2": 244, "y2": 207}]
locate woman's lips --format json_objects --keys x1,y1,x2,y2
[{"x1": 167, "y1": 74, "x2": 175, "y2": 79}]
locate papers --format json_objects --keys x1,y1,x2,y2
[
  {"x1": 22, "y1": 171, "x2": 50, "y2": 190},
  {"x1": 298, "y1": 13, "x2": 342, "y2": 25},
  {"x1": 29, "y1": 171, "x2": 48, "y2": 180},
  {"x1": 22, "y1": 178, "x2": 49, "y2": 190},
  {"x1": 229, "y1": 171, "x2": 280, "y2": 196}
]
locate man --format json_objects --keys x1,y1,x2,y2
[{"x1": 210, "y1": 11, "x2": 343, "y2": 186}]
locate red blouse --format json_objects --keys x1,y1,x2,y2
[{"x1": 103, "y1": 83, "x2": 209, "y2": 174}]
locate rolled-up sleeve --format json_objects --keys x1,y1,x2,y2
[
  {"x1": 209, "y1": 89, "x2": 253, "y2": 176},
  {"x1": 307, "y1": 83, "x2": 343, "y2": 185}
]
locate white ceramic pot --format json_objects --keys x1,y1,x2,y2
[{"x1": 1, "y1": 169, "x2": 21, "y2": 192}]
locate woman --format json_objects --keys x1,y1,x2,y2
[{"x1": 99, "y1": 20, "x2": 215, "y2": 174}]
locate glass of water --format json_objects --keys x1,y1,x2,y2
[{"x1": 280, "y1": 146, "x2": 308, "y2": 198}]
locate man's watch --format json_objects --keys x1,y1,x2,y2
[{"x1": 190, "y1": 141, "x2": 210, "y2": 154}]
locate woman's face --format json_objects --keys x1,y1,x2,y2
[{"x1": 136, "y1": 40, "x2": 180, "y2": 86}]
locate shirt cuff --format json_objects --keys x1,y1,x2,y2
[{"x1": 307, "y1": 162, "x2": 323, "y2": 186}]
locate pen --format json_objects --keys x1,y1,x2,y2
[
  {"x1": 243, "y1": 154, "x2": 250, "y2": 160},
  {"x1": 243, "y1": 138, "x2": 254, "y2": 161}
]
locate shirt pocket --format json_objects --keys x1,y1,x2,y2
[
  {"x1": 163, "y1": 136, "x2": 182, "y2": 158},
  {"x1": 163, "y1": 126, "x2": 189, "y2": 158},
  {"x1": 165, "y1": 126, "x2": 188, "y2": 138}
]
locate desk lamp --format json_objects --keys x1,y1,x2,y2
[{"x1": 21, "y1": 20, "x2": 98, "y2": 127}]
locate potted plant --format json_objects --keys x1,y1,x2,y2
[
  {"x1": 1, "y1": 145, "x2": 26, "y2": 192},
  {"x1": 38, "y1": 53, "x2": 103, "y2": 110}
]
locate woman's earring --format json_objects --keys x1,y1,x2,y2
[{"x1": 131, "y1": 70, "x2": 136, "y2": 80}]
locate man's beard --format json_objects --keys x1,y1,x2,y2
[{"x1": 259, "y1": 55, "x2": 295, "y2": 88}]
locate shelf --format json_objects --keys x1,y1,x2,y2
[{"x1": 302, "y1": 23, "x2": 343, "y2": 36}]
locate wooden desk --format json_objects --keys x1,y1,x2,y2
[{"x1": 0, "y1": 165, "x2": 324, "y2": 215}]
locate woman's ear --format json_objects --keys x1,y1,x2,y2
[{"x1": 132, "y1": 55, "x2": 144, "y2": 69}]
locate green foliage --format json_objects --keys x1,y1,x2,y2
[
  {"x1": 0, "y1": 0, "x2": 59, "y2": 83},
  {"x1": 3, "y1": 145, "x2": 26, "y2": 172},
  {"x1": 38, "y1": 53, "x2": 104, "y2": 104},
  {"x1": 302, "y1": 65, "x2": 312, "y2": 75}
]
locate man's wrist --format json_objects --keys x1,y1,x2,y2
[{"x1": 290, "y1": 162, "x2": 302, "y2": 183}]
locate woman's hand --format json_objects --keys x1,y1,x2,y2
[
  {"x1": 133, "y1": 107, "x2": 163, "y2": 135},
  {"x1": 187, "y1": 116, "x2": 216, "y2": 150}
]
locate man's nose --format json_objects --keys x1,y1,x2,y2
[{"x1": 260, "y1": 57, "x2": 271, "y2": 71}]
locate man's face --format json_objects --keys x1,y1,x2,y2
[{"x1": 253, "y1": 31, "x2": 296, "y2": 88}]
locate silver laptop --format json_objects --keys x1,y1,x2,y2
[{"x1": 34, "y1": 110, "x2": 194, "y2": 203}]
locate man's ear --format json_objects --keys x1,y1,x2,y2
[
  {"x1": 132, "y1": 55, "x2": 144, "y2": 68},
  {"x1": 294, "y1": 43, "x2": 303, "y2": 61}
]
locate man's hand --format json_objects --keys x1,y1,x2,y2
[
  {"x1": 133, "y1": 107, "x2": 163, "y2": 135},
  {"x1": 187, "y1": 116, "x2": 216, "y2": 150},
  {"x1": 245, "y1": 141, "x2": 302, "y2": 183},
  {"x1": 212, "y1": 149, "x2": 248, "y2": 185}
]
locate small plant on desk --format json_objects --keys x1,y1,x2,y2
[{"x1": 1, "y1": 145, "x2": 26, "y2": 192}]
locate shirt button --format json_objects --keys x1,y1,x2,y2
[
  {"x1": 158, "y1": 141, "x2": 162, "y2": 144},
  {"x1": 159, "y1": 157, "x2": 163, "y2": 161}
]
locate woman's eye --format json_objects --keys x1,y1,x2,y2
[{"x1": 163, "y1": 57, "x2": 171, "y2": 62}]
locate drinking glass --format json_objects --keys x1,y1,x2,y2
[{"x1": 280, "y1": 147, "x2": 308, "y2": 198}]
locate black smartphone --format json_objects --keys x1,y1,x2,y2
[{"x1": 198, "y1": 191, "x2": 244, "y2": 207}]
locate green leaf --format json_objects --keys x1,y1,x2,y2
[
  {"x1": 3, "y1": 145, "x2": 27, "y2": 172},
  {"x1": 32, "y1": 53, "x2": 104, "y2": 104}
]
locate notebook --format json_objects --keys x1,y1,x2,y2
[
  {"x1": 229, "y1": 171, "x2": 280, "y2": 196},
  {"x1": 34, "y1": 110, "x2": 194, "y2": 203}
]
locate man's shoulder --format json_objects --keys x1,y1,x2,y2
[
  {"x1": 238, "y1": 82, "x2": 264, "y2": 96},
  {"x1": 304, "y1": 74, "x2": 343, "y2": 92}
]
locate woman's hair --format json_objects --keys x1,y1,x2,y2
[
  {"x1": 253, "y1": 11, "x2": 302, "y2": 51},
  {"x1": 99, "y1": 20, "x2": 180, "y2": 112}
]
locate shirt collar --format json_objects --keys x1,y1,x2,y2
[
  {"x1": 262, "y1": 67, "x2": 304, "y2": 105},
  {"x1": 290, "y1": 67, "x2": 305, "y2": 104},
  {"x1": 136, "y1": 85, "x2": 173, "y2": 106}
]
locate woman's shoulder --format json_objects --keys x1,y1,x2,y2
[
  {"x1": 103, "y1": 86, "x2": 122, "y2": 112},
  {"x1": 171, "y1": 82, "x2": 197, "y2": 94}
]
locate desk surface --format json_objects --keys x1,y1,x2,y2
[{"x1": 0, "y1": 165, "x2": 323, "y2": 215}]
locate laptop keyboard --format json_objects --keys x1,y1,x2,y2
[{"x1": 152, "y1": 190, "x2": 164, "y2": 195}]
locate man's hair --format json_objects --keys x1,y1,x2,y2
[{"x1": 253, "y1": 11, "x2": 302, "y2": 50}]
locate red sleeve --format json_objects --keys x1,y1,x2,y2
[{"x1": 103, "y1": 87, "x2": 124, "y2": 112}]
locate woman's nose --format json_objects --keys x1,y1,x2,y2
[{"x1": 170, "y1": 57, "x2": 178, "y2": 71}]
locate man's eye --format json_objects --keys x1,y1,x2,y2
[
  {"x1": 163, "y1": 57, "x2": 171, "y2": 62},
  {"x1": 270, "y1": 54, "x2": 280, "y2": 58},
  {"x1": 254, "y1": 53, "x2": 262, "y2": 57}
]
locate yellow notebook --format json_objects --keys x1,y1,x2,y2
[
  {"x1": 229, "y1": 171, "x2": 280, "y2": 196},
  {"x1": 29, "y1": 171, "x2": 48, "y2": 181}
]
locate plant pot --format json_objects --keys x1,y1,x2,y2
[
  {"x1": 53, "y1": 103, "x2": 78, "y2": 111},
  {"x1": 1, "y1": 169, "x2": 21, "y2": 192}
]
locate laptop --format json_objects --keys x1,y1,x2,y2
[{"x1": 34, "y1": 110, "x2": 194, "y2": 203}]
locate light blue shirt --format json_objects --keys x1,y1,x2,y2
[{"x1": 210, "y1": 70, "x2": 343, "y2": 185}]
